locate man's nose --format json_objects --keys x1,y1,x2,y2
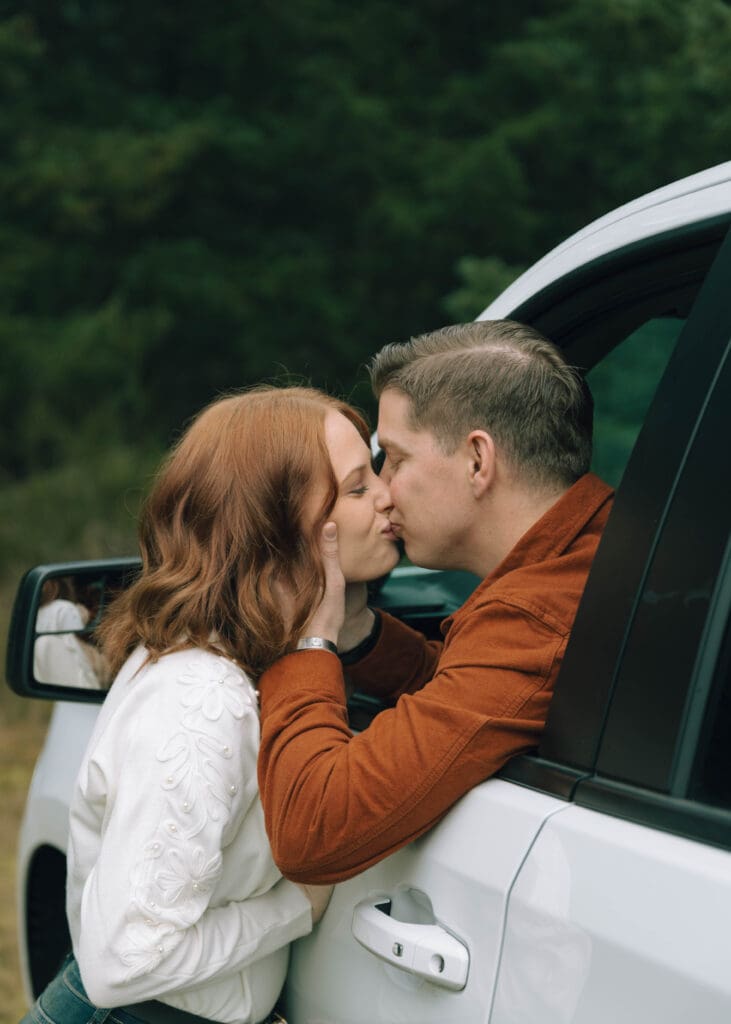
[
  {"x1": 376, "y1": 451, "x2": 393, "y2": 485},
  {"x1": 373, "y1": 473, "x2": 393, "y2": 513}
]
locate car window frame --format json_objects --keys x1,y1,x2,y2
[
  {"x1": 574, "y1": 330, "x2": 731, "y2": 851},
  {"x1": 500, "y1": 217, "x2": 731, "y2": 802}
]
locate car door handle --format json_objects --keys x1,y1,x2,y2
[{"x1": 352, "y1": 898, "x2": 469, "y2": 991}]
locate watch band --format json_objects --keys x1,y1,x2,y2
[{"x1": 296, "y1": 636, "x2": 338, "y2": 655}]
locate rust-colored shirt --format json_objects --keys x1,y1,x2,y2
[{"x1": 258, "y1": 473, "x2": 613, "y2": 883}]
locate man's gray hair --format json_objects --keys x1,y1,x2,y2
[{"x1": 369, "y1": 320, "x2": 593, "y2": 489}]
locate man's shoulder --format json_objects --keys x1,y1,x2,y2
[
  {"x1": 452, "y1": 537, "x2": 601, "y2": 640},
  {"x1": 453, "y1": 579, "x2": 571, "y2": 640},
  {"x1": 456, "y1": 477, "x2": 612, "y2": 630}
]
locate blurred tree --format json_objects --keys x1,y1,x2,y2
[
  {"x1": 443, "y1": 256, "x2": 525, "y2": 321},
  {"x1": 0, "y1": 0, "x2": 730, "y2": 482},
  {"x1": 475, "y1": 0, "x2": 731, "y2": 254}
]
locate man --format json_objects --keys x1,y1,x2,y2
[{"x1": 257, "y1": 320, "x2": 614, "y2": 883}]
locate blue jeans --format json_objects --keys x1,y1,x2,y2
[{"x1": 19, "y1": 954, "x2": 146, "y2": 1024}]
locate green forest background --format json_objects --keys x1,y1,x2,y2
[{"x1": 2, "y1": 0, "x2": 731, "y2": 714}]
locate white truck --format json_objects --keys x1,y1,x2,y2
[{"x1": 8, "y1": 163, "x2": 731, "y2": 1022}]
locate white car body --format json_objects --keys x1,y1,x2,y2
[
  {"x1": 482, "y1": 162, "x2": 731, "y2": 320},
  {"x1": 13, "y1": 162, "x2": 731, "y2": 1021}
]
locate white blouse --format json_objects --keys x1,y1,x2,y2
[{"x1": 66, "y1": 646, "x2": 311, "y2": 1024}]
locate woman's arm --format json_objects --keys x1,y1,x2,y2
[{"x1": 72, "y1": 654, "x2": 311, "y2": 1007}]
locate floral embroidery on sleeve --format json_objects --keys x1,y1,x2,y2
[{"x1": 178, "y1": 660, "x2": 256, "y2": 720}]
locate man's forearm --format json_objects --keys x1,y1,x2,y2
[
  {"x1": 256, "y1": 648, "x2": 485, "y2": 882},
  {"x1": 344, "y1": 610, "x2": 442, "y2": 700},
  {"x1": 256, "y1": 605, "x2": 558, "y2": 883}
]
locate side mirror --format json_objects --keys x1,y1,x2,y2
[{"x1": 6, "y1": 559, "x2": 142, "y2": 703}]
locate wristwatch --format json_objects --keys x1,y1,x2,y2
[{"x1": 296, "y1": 636, "x2": 338, "y2": 655}]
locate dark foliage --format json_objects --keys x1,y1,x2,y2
[{"x1": 2, "y1": 0, "x2": 731, "y2": 481}]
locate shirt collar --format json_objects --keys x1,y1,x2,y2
[{"x1": 441, "y1": 472, "x2": 614, "y2": 631}]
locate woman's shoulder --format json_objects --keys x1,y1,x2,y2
[
  {"x1": 133, "y1": 647, "x2": 260, "y2": 722},
  {"x1": 105, "y1": 646, "x2": 255, "y2": 715},
  {"x1": 116, "y1": 646, "x2": 250, "y2": 685},
  {"x1": 90, "y1": 647, "x2": 260, "y2": 770},
  {"x1": 146, "y1": 646, "x2": 254, "y2": 686}
]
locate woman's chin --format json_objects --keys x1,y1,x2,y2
[
  {"x1": 345, "y1": 548, "x2": 400, "y2": 584},
  {"x1": 344, "y1": 570, "x2": 381, "y2": 584}
]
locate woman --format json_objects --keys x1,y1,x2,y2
[{"x1": 21, "y1": 386, "x2": 398, "y2": 1024}]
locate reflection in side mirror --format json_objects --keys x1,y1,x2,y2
[
  {"x1": 7, "y1": 559, "x2": 141, "y2": 702},
  {"x1": 34, "y1": 631, "x2": 109, "y2": 688},
  {"x1": 34, "y1": 575, "x2": 111, "y2": 689}
]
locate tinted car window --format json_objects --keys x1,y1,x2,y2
[
  {"x1": 538, "y1": 224, "x2": 731, "y2": 776},
  {"x1": 587, "y1": 317, "x2": 682, "y2": 487}
]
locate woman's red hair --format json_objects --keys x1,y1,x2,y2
[{"x1": 98, "y1": 386, "x2": 370, "y2": 679}]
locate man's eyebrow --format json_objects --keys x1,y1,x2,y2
[{"x1": 379, "y1": 438, "x2": 407, "y2": 455}]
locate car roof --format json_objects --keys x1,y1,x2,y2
[{"x1": 480, "y1": 161, "x2": 731, "y2": 319}]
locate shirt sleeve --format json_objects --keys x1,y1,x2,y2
[
  {"x1": 257, "y1": 599, "x2": 565, "y2": 884},
  {"x1": 345, "y1": 610, "x2": 443, "y2": 700},
  {"x1": 73, "y1": 657, "x2": 311, "y2": 1007}
]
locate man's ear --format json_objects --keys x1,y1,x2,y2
[{"x1": 466, "y1": 430, "x2": 495, "y2": 496}]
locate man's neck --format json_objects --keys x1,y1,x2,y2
[{"x1": 469, "y1": 479, "x2": 568, "y2": 579}]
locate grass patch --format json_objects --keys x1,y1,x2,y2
[{"x1": 0, "y1": 714, "x2": 53, "y2": 1022}]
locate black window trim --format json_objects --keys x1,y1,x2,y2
[
  {"x1": 575, "y1": 531, "x2": 731, "y2": 853},
  {"x1": 501, "y1": 222, "x2": 728, "y2": 815},
  {"x1": 593, "y1": 335, "x2": 731, "y2": 791},
  {"x1": 504, "y1": 228, "x2": 731, "y2": 853},
  {"x1": 675, "y1": 537, "x2": 731, "y2": 794},
  {"x1": 538, "y1": 223, "x2": 731, "y2": 775},
  {"x1": 574, "y1": 774, "x2": 731, "y2": 852}
]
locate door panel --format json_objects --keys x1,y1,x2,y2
[
  {"x1": 492, "y1": 805, "x2": 731, "y2": 1023},
  {"x1": 284, "y1": 781, "x2": 566, "y2": 1024}
]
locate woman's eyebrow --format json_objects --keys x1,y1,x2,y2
[{"x1": 339, "y1": 464, "x2": 368, "y2": 487}]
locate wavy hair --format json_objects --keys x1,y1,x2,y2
[{"x1": 98, "y1": 386, "x2": 369, "y2": 680}]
